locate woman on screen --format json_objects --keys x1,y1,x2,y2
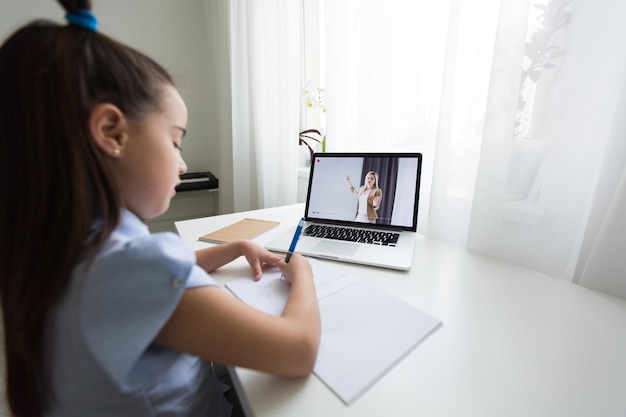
[{"x1": 345, "y1": 171, "x2": 383, "y2": 223}]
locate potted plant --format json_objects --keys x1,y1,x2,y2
[
  {"x1": 514, "y1": 0, "x2": 572, "y2": 139},
  {"x1": 299, "y1": 80, "x2": 326, "y2": 166},
  {"x1": 298, "y1": 128, "x2": 322, "y2": 166},
  {"x1": 506, "y1": 0, "x2": 572, "y2": 201}
]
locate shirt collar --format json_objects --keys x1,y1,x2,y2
[{"x1": 113, "y1": 208, "x2": 150, "y2": 241}]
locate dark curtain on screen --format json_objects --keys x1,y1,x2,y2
[{"x1": 360, "y1": 157, "x2": 398, "y2": 225}]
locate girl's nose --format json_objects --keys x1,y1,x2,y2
[{"x1": 179, "y1": 157, "x2": 188, "y2": 175}]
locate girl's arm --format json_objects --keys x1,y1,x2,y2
[
  {"x1": 154, "y1": 253, "x2": 321, "y2": 377},
  {"x1": 195, "y1": 239, "x2": 282, "y2": 280}
]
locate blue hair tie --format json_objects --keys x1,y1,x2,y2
[{"x1": 65, "y1": 9, "x2": 98, "y2": 31}]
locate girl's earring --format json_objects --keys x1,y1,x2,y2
[{"x1": 113, "y1": 148, "x2": 120, "y2": 157}]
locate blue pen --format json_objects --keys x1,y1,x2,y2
[{"x1": 285, "y1": 217, "x2": 306, "y2": 263}]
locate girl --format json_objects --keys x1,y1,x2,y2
[{"x1": 0, "y1": 1, "x2": 320, "y2": 416}]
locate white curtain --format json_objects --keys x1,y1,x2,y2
[
  {"x1": 325, "y1": 0, "x2": 626, "y2": 291},
  {"x1": 227, "y1": 0, "x2": 301, "y2": 212}
]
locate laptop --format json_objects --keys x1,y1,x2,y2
[{"x1": 265, "y1": 152, "x2": 422, "y2": 270}]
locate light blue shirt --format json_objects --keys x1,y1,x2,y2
[{"x1": 46, "y1": 209, "x2": 231, "y2": 417}]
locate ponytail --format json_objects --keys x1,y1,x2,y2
[{"x1": 0, "y1": 1, "x2": 173, "y2": 415}]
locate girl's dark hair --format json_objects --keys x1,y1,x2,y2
[{"x1": 0, "y1": 1, "x2": 174, "y2": 415}]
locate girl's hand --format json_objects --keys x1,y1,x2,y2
[
  {"x1": 372, "y1": 196, "x2": 381, "y2": 206},
  {"x1": 278, "y1": 253, "x2": 313, "y2": 285},
  {"x1": 240, "y1": 240, "x2": 282, "y2": 281}
]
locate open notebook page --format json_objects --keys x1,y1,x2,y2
[{"x1": 225, "y1": 259, "x2": 442, "y2": 405}]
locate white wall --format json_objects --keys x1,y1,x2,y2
[{"x1": 0, "y1": 0, "x2": 223, "y2": 189}]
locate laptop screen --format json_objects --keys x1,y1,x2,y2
[{"x1": 305, "y1": 153, "x2": 422, "y2": 232}]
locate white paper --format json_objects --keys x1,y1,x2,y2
[{"x1": 225, "y1": 259, "x2": 442, "y2": 405}]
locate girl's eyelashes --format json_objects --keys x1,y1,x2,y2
[{"x1": 173, "y1": 142, "x2": 183, "y2": 151}]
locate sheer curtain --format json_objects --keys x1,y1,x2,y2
[
  {"x1": 325, "y1": 0, "x2": 626, "y2": 290},
  {"x1": 226, "y1": 0, "x2": 301, "y2": 212}
]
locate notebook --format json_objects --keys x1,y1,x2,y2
[
  {"x1": 198, "y1": 218, "x2": 280, "y2": 244},
  {"x1": 265, "y1": 152, "x2": 422, "y2": 270}
]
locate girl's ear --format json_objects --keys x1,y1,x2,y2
[{"x1": 89, "y1": 103, "x2": 128, "y2": 158}]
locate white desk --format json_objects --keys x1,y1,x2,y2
[{"x1": 176, "y1": 204, "x2": 626, "y2": 417}]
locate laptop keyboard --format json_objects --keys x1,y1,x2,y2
[{"x1": 303, "y1": 224, "x2": 400, "y2": 246}]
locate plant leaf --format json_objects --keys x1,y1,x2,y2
[
  {"x1": 300, "y1": 135, "x2": 321, "y2": 143},
  {"x1": 299, "y1": 129, "x2": 322, "y2": 136},
  {"x1": 528, "y1": 69, "x2": 541, "y2": 83}
]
